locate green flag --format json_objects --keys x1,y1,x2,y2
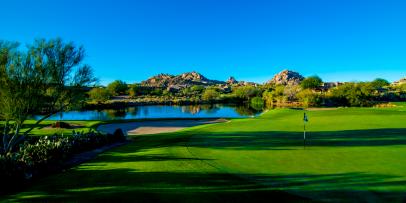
[{"x1": 304, "y1": 113, "x2": 308, "y2": 123}]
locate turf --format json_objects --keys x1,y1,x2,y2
[
  {"x1": 2, "y1": 106, "x2": 406, "y2": 202},
  {"x1": 0, "y1": 120, "x2": 101, "y2": 137}
]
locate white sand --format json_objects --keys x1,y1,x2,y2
[{"x1": 97, "y1": 119, "x2": 227, "y2": 135}]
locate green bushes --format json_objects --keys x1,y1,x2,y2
[
  {"x1": 301, "y1": 76, "x2": 322, "y2": 89},
  {"x1": 107, "y1": 80, "x2": 129, "y2": 96},
  {"x1": 202, "y1": 88, "x2": 220, "y2": 101},
  {"x1": 0, "y1": 130, "x2": 126, "y2": 192},
  {"x1": 88, "y1": 87, "x2": 112, "y2": 102},
  {"x1": 297, "y1": 89, "x2": 321, "y2": 107},
  {"x1": 329, "y1": 83, "x2": 374, "y2": 107},
  {"x1": 233, "y1": 86, "x2": 262, "y2": 100}
]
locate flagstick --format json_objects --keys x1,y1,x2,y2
[{"x1": 304, "y1": 122, "x2": 306, "y2": 149}]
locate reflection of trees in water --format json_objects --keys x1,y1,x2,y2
[
  {"x1": 234, "y1": 105, "x2": 262, "y2": 116},
  {"x1": 142, "y1": 107, "x2": 149, "y2": 117},
  {"x1": 69, "y1": 104, "x2": 264, "y2": 120},
  {"x1": 250, "y1": 102, "x2": 264, "y2": 111},
  {"x1": 200, "y1": 104, "x2": 220, "y2": 114},
  {"x1": 105, "y1": 109, "x2": 127, "y2": 119},
  {"x1": 181, "y1": 104, "x2": 221, "y2": 115},
  {"x1": 181, "y1": 105, "x2": 201, "y2": 114},
  {"x1": 127, "y1": 107, "x2": 139, "y2": 116},
  {"x1": 90, "y1": 110, "x2": 110, "y2": 120}
]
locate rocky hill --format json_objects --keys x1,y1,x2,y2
[
  {"x1": 141, "y1": 71, "x2": 225, "y2": 87},
  {"x1": 226, "y1": 76, "x2": 238, "y2": 84},
  {"x1": 267, "y1": 70, "x2": 304, "y2": 85}
]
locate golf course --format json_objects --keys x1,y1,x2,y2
[{"x1": 3, "y1": 104, "x2": 406, "y2": 202}]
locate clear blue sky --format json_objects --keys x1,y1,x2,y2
[{"x1": 1, "y1": 0, "x2": 405, "y2": 85}]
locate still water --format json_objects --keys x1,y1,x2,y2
[{"x1": 36, "y1": 104, "x2": 263, "y2": 121}]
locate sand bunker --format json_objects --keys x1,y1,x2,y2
[{"x1": 97, "y1": 119, "x2": 227, "y2": 135}]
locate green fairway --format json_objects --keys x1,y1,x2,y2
[{"x1": 3, "y1": 106, "x2": 406, "y2": 202}]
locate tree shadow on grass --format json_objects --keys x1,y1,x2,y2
[
  {"x1": 7, "y1": 169, "x2": 406, "y2": 202},
  {"x1": 94, "y1": 153, "x2": 214, "y2": 163}
]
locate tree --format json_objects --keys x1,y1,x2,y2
[
  {"x1": 301, "y1": 76, "x2": 323, "y2": 89},
  {"x1": 107, "y1": 80, "x2": 128, "y2": 96},
  {"x1": 297, "y1": 89, "x2": 320, "y2": 107},
  {"x1": 202, "y1": 88, "x2": 220, "y2": 101},
  {"x1": 283, "y1": 84, "x2": 301, "y2": 101},
  {"x1": 371, "y1": 78, "x2": 390, "y2": 89},
  {"x1": 262, "y1": 85, "x2": 286, "y2": 106},
  {"x1": 330, "y1": 82, "x2": 373, "y2": 106},
  {"x1": 233, "y1": 86, "x2": 262, "y2": 100},
  {"x1": 88, "y1": 87, "x2": 111, "y2": 102},
  {"x1": 191, "y1": 85, "x2": 205, "y2": 93},
  {"x1": 0, "y1": 38, "x2": 96, "y2": 154},
  {"x1": 399, "y1": 83, "x2": 406, "y2": 92}
]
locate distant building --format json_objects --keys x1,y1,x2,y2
[
  {"x1": 393, "y1": 78, "x2": 406, "y2": 86},
  {"x1": 322, "y1": 82, "x2": 343, "y2": 89},
  {"x1": 315, "y1": 82, "x2": 344, "y2": 92}
]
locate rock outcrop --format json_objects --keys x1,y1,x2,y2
[
  {"x1": 267, "y1": 70, "x2": 304, "y2": 85},
  {"x1": 141, "y1": 71, "x2": 225, "y2": 87},
  {"x1": 226, "y1": 76, "x2": 238, "y2": 84}
]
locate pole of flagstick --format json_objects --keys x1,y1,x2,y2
[{"x1": 304, "y1": 122, "x2": 306, "y2": 149}]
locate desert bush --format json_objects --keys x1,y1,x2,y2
[
  {"x1": 107, "y1": 80, "x2": 128, "y2": 96},
  {"x1": 233, "y1": 86, "x2": 262, "y2": 100},
  {"x1": 301, "y1": 76, "x2": 322, "y2": 89},
  {"x1": 297, "y1": 89, "x2": 321, "y2": 107},
  {"x1": 88, "y1": 87, "x2": 111, "y2": 102},
  {"x1": 202, "y1": 89, "x2": 220, "y2": 101},
  {"x1": 0, "y1": 130, "x2": 126, "y2": 193}
]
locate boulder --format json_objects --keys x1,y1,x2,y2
[
  {"x1": 267, "y1": 70, "x2": 304, "y2": 85},
  {"x1": 51, "y1": 121, "x2": 71, "y2": 129}
]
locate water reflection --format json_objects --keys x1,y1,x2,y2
[
  {"x1": 34, "y1": 104, "x2": 263, "y2": 120},
  {"x1": 235, "y1": 105, "x2": 262, "y2": 116}
]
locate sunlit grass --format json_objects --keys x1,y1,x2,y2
[{"x1": 3, "y1": 106, "x2": 406, "y2": 202}]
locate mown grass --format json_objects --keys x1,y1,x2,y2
[
  {"x1": 2, "y1": 106, "x2": 406, "y2": 202},
  {"x1": 1, "y1": 118, "x2": 227, "y2": 137}
]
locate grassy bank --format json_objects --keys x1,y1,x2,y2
[
  {"x1": 2, "y1": 120, "x2": 101, "y2": 137},
  {"x1": 3, "y1": 105, "x2": 406, "y2": 202}
]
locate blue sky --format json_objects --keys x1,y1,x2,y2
[{"x1": 1, "y1": 0, "x2": 405, "y2": 85}]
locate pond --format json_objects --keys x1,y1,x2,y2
[{"x1": 34, "y1": 104, "x2": 264, "y2": 121}]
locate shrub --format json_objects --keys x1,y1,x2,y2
[
  {"x1": 297, "y1": 89, "x2": 320, "y2": 107},
  {"x1": 111, "y1": 128, "x2": 126, "y2": 142},
  {"x1": 51, "y1": 121, "x2": 71, "y2": 128},
  {"x1": 330, "y1": 82, "x2": 374, "y2": 107},
  {"x1": 0, "y1": 130, "x2": 126, "y2": 193},
  {"x1": 88, "y1": 87, "x2": 111, "y2": 102},
  {"x1": 202, "y1": 89, "x2": 220, "y2": 101},
  {"x1": 301, "y1": 76, "x2": 322, "y2": 89},
  {"x1": 233, "y1": 86, "x2": 262, "y2": 100},
  {"x1": 107, "y1": 80, "x2": 128, "y2": 96}
]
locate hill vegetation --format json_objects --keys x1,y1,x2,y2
[{"x1": 87, "y1": 70, "x2": 406, "y2": 108}]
